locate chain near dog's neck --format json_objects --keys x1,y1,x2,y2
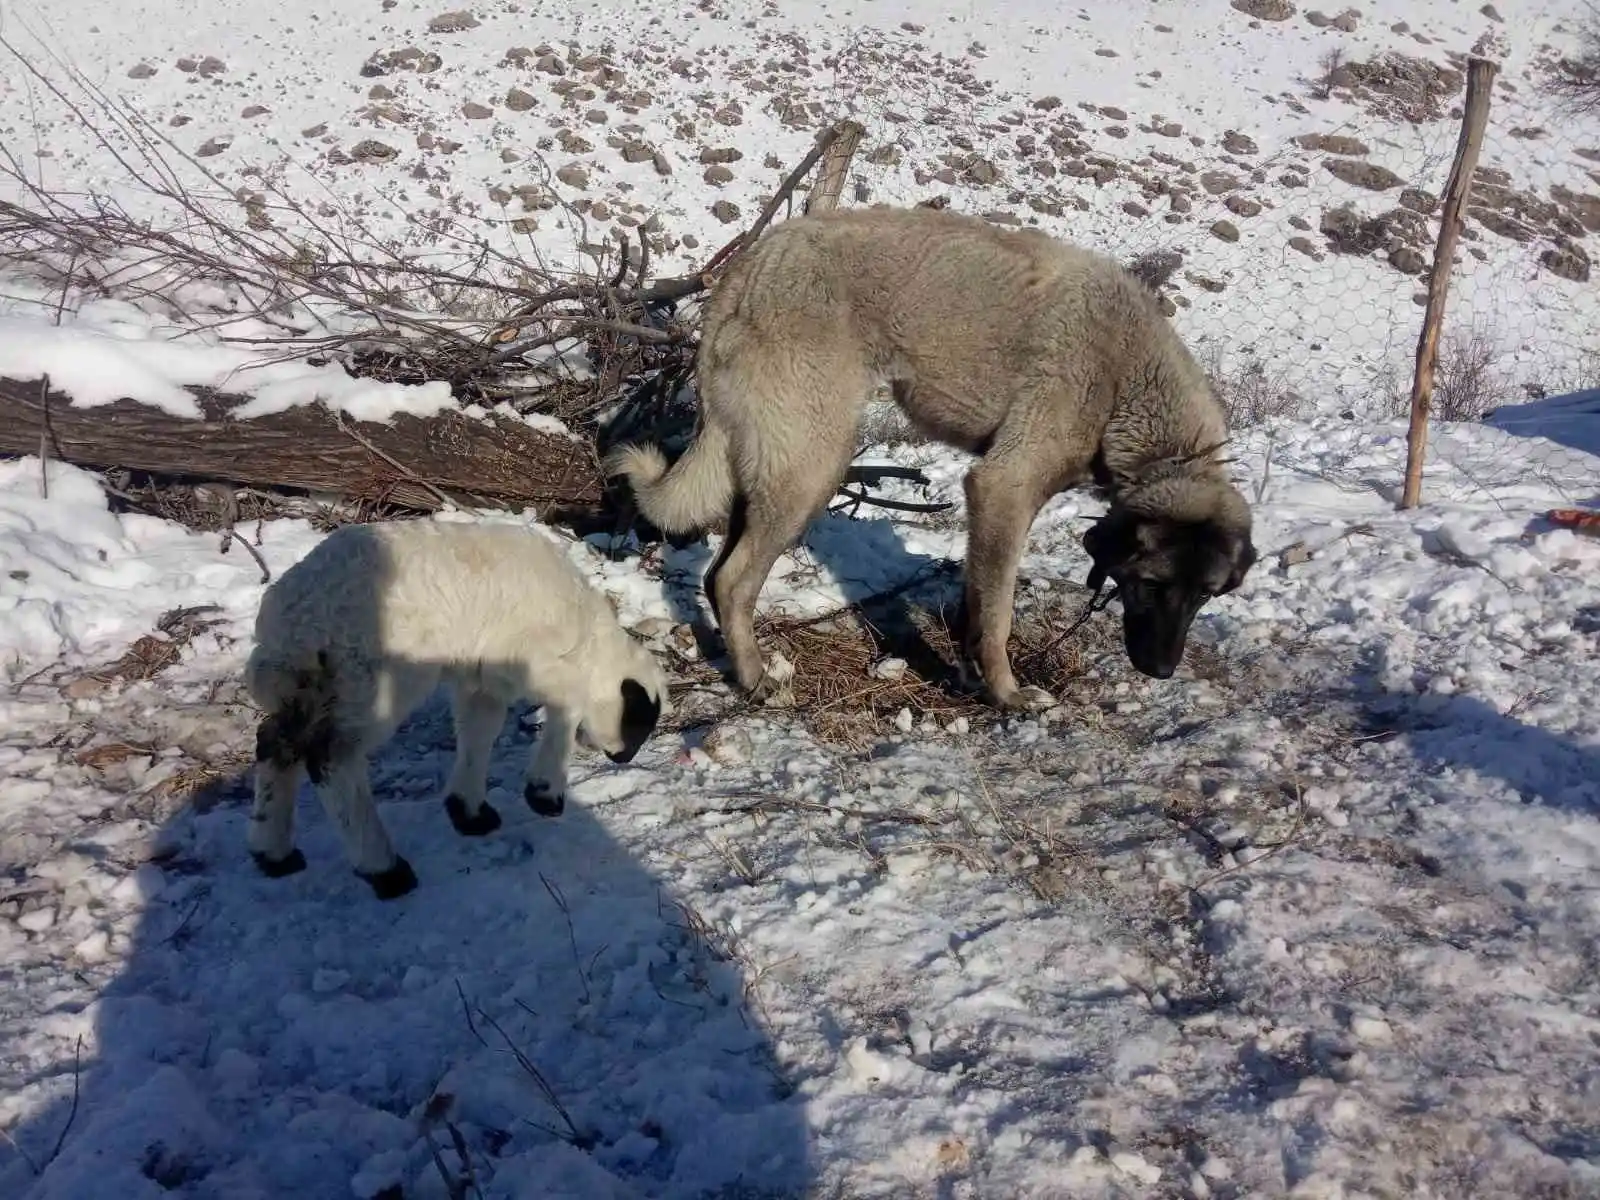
[{"x1": 1123, "y1": 439, "x2": 1232, "y2": 492}]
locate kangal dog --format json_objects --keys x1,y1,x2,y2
[
  {"x1": 244, "y1": 520, "x2": 666, "y2": 898},
  {"x1": 608, "y1": 205, "x2": 1257, "y2": 710}
]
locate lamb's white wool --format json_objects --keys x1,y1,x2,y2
[{"x1": 243, "y1": 519, "x2": 667, "y2": 898}]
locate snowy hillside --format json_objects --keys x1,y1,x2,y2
[{"x1": 2, "y1": 1, "x2": 1599, "y2": 1198}]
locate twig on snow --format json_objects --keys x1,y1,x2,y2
[
  {"x1": 220, "y1": 528, "x2": 272, "y2": 585},
  {"x1": 832, "y1": 486, "x2": 954, "y2": 516},
  {"x1": 539, "y1": 873, "x2": 593, "y2": 1006},
  {"x1": 453, "y1": 980, "x2": 591, "y2": 1148},
  {"x1": 37, "y1": 1035, "x2": 84, "y2": 1173},
  {"x1": 1188, "y1": 778, "x2": 1311, "y2": 896}
]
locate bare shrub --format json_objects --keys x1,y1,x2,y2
[
  {"x1": 1386, "y1": 332, "x2": 1514, "y2": 422},
  {"x1": 1312, "y1": 46, "x2": 1348, "y2": 101},
  {"x1": 1545, "y1": 3, "x2": 1600, "y2": 116},
  {"x1": 1521, "y1": 347, "x2": 1600, "y2": 401},
  {"x1": 1202, "y1": 348, "x2": 1305, "y2": 430},
  {"x1": 1432, "y1": 333, "x2": 1511, "y2": 422}
]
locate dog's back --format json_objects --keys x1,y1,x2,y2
[{"x1": 698, "y1": 205, "x2": 1198, "y2": 454}]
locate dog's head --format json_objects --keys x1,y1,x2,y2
[
  {"x1": 1083, "y1": 480, "x2": 1256, "y2": 680},
  {"x1": 579, "y1": 637, "x2": 668, "y2": 764}
]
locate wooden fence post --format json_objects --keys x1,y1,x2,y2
[
  {"x1": 804, "y1": 119, "x2": 866, "y2": 215},
  {"x1": 1400, "y1": 55, "x2": 1499, "y2": 510}
]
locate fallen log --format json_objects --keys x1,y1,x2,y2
[{"x1": 0, "y1": 375, "x2": 602, "y2": 513}]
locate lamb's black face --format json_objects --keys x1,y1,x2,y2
[
  {"x1": 604, "y1": 677, "x2": 662, "y2": 764},
  {"x1": 1084, "y1": 511, "x2": 1256, "y2": 679}
]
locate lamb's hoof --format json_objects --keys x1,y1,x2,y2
[
  {"x1": 252, "y1": 848, "x2": 307, "y2": 879},
  {"x1": 525, "y1": 781, "x2": 566, "y2": 817},
  {"x1": 746, "y1": 674, "x2": 795, "y2": 710},
  {"x1": 359, "y1": 856, "x2": 418, "y2": 900},
  {"x1": 444, "y1": 794, "x2": 503, "y2": 837}
]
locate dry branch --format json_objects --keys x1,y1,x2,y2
[{"x1": 0, "y1": 375, "x2": 601, "y2": 513}]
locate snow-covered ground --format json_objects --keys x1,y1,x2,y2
[{"x1": 2, "y1": 1, "x2": 1599, "y2": 1197}]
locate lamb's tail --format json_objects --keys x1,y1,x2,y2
[
  {"x1": 245, "y1": 648, "x2": 341, "y2": 783},
  {"x1": 603, "y1": 420, "x2": 734, "y2": 536}
]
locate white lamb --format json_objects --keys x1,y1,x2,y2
[{"x1": 243, "y1": 518, "x2": 668, "y2": 899}]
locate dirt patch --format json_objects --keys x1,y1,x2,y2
[
  {"x1": 1323, "y1": 158, "x2": 1404, "y2": 191},
  {"x1": 673, "y1": 603, "x2": 1090, "y2": 748},
  {"x1": 1295, "y1": 132, "x2": 1370, "y2": 156},
  {"x1": 1320, "y1": 202, "x2": 1430, "y2": 269}
]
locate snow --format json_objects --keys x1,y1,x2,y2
[{"x1": 2, "y1": 0, "x2": 1600, "y2": 1197}]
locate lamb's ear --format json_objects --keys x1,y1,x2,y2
[{"x1": 619, "y1": 678, "x2": 661, "y2": 751}]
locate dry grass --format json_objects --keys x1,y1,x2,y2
[{"x1": 675, "y1": 591, "x2": 1107, "y2": 749}]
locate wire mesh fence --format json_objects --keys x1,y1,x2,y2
[
  {"x1": 0, "y1": 2, "x2": 1593, "y2": 509},
  {"x1": 789, "y1": 9, "x2": 1600, "y2": 507}
]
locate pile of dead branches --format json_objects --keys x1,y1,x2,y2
[{"x1": 0, "y1": 31, "x2": 870, "y2": 526}]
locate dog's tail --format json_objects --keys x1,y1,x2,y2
[
  {"x1": 604, "y1": 420, "x2": 734, "y2": 535},
  {"x1": 246, "y1": 648, "x2": 341, "y2": 783}
]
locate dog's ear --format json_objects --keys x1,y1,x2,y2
[
  {"x1": 1083, "y1": 511, "x2": 1140, "y2": 589},
  {"x1": 1218, "y1": 535, "x2": 1257, "y2": 595}
]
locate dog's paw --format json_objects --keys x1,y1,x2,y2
[
  {"x1": 748, "y1": 653, "x2": 797, "y2": 708},
  {"x1": 524, "y1": 780, "x2": 566, "y2": 817},
  {"x1": 1011, "y1": 685, "x2": 1059, "y2": 712},
  {"x1": 252, "y1": 848, "x2": 307, "y2": 879},
  {"x1": 444, "y1": 794, "x2": 503, "y2": 837},
  {"x1": 748, "y1": 678, "x2": 796, "y2": 709},
  {"x1": 954, "y1": 658, "x2": 987, "y2": 697},
  {"x1": 989, "y1": 683, "x2": 1058, "y2": 713},
  {"x1": 359, "y1": 856, "x2": 418, "y2": 900}
]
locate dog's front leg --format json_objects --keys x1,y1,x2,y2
[
  {"x1": 960, "y1": 459, "x2": 1057, "y2": 712},
  {"x1": 524, "y1": 704, "x2": 576, "y2": 816}
]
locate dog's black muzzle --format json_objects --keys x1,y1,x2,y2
[{"x1": 1115, "y1": 579, "x2": 1207, "y2": 680}]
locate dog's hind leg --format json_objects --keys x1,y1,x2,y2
[
  {"x1": 703, "y1": 492, "x2": 747, "y2": 632},
  {"x1": 711, "y1": 407, "x2": 861, "y2": 703},
  {"x1": 443, "y1": 684, "x2": 507, "y2": 837}
]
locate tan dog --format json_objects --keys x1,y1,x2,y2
[{"x1": 607, "y1": 205, "x2": 1256, "y2": 710}]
